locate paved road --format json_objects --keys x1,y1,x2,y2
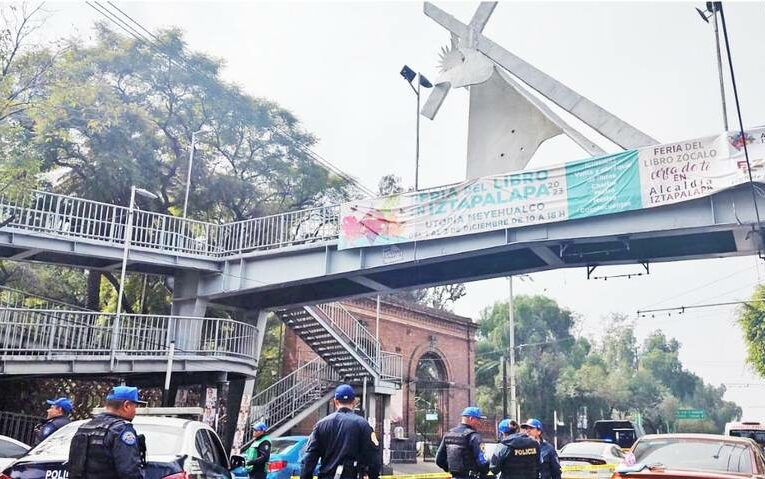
[{"x1": 391, "y1": 460, "x2": 442, "y2": 475}]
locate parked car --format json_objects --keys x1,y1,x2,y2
[
  {"x1": 559, "y1": 440, "x2": 625, "y2": 479},
  {"x1": 725, "y1": 421, "x2": 765, "y2": 450},
  {"x1": 0, "y1": 436, "x2": 29, "y2": 471},
  {"x1": 592, "y1": 420, "x2": 643, "y2": 450},
  {"x1": 1, "y1": 416, "x2": 232, "y2": 479},
  {"x1": 613, "y1": 434, "x2": 765, "y2": 479},
  {"x1": 232, "y1": 436, "x2": 316, "y2": 479}
]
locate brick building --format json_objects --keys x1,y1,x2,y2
[{"x1": 282, "y1": 297, "x2": 477, "y2": 448}]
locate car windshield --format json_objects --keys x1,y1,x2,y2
[
  {"x1": 632, "y1": 438, "x2": 754, "y2": 474},
  {"x1": 0, "y1": 438, "x2": 29, "y2": 458},
  {"x1": 27, "y1": 422, "x2": 184, "y2": 459},
  {"x1": 271, "y1": 439, "x2": 300, "y2": 455},
  {"x1": 561, "y1": 442, "x2": 606, "y2": 456},
  {"x1": 730, "y1": 430, "x2": 765, "y2": 448}
]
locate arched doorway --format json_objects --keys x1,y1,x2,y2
[{"x1": 414, "y1": 352, "x2": 449, "y2": 460}]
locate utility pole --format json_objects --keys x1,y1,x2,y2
[
  {"x1": 508, "y1": 276, "x2": 517, "y2": 421},
  {"x1": 711, "y1": 3, "x2": 728, "y2": 131},
  {"x1": 502, "y1": 355, "x2": 508, "y2": 418}
]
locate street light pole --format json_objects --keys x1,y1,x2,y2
[
  {"x1": 710, "y1": 5, "x2": 728, "y2": 131},
  {"x1": 111, "y1": 186, "x2": 158, "y2": 371},
  {"x1": 508, "y1": 276, "x2": 517, "y2": 422},
  {"x1": 416, "y1": 74, "x2": 421, "y2": 191},
  {"x1": 183, "y1": 128, "x2": 209, "y2": 218}
]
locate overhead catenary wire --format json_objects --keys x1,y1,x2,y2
[{"x1": 637, "y1": 297, "x2": 764, "y2": 318}]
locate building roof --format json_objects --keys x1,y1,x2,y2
[{"x1": 347, "y1": 295, "x2": 475, "y2": 327}]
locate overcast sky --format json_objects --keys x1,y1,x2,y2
[{"x1": 39, "y1": 1, "x2": 765, "y2": 418}]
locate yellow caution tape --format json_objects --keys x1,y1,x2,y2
[{"x1": 292, "y1": 475, "x2": 451, "y2": 479}]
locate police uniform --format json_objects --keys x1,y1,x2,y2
[
  {"x1": 33, "y1": 415, "x2": 70, "y2": 446},
  {"x1": 539, "y1": 439, "x2": 562, "y2": 479},
  {"x1": 245, "y1": 423, "x2": 271, "y2": 479},
  {"x1": 34, "y1": 397, "x2": 73, "y2": 446},
  {"x1": 68, "y1": 386, "x2": 146, "y2": 479},
  {"x1": 490, "y1": 433, "x2": 540, "y2": 479},
  {"x1": 435, "y1": 409, "x2": 489, "y2": 479},
  {"x1": 300, "y1": 385, "x2": 380, "y2": 479}
]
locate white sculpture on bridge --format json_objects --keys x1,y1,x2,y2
[{"x1": 421, "y1": 2, "x2": 658, "y2": 179}]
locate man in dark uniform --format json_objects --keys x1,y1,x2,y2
[
  {"x1": 244, "y1": 422, "x2": 271, "y2": 479},
  {"x1": 435, "y1": 407, "x2": 489, "y2": 479},
  {"x1": 301, "y1": 384, "x2": 380, "y2": 479},
  {"x1": 68, "y1": 386, "x2": 147, "y2": 479},
  {"x1": 490, "y1": 419, "x2": 539, "y2": 479},
  {"x1": 33, "y1": 397, "x2": 73, "y2": 445},
  {"x1": 521, "y1": 419, "x2": 561, "y2": 479}
]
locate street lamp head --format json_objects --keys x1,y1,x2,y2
[
  {"x1": 419, "y1": 74, "x2": 433, "y2": 89},
  {"x1": 400, "y1": 65, "x2": 416, "y2": 83},
  {"x1": 134, "y1": 187, "x2": 158, "y2": 200},
  {"x1": 695, "y1": 7, "x2": 711, "y2": 23}
]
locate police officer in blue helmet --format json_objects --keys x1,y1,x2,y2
[
  {"x1": 490, "y1": 419, "x2": 539, "y2": 479},
  {"x1": 520, "y1": 419, "x2": 560, "y2": 479},
  {"x1": 68, "y1": 386, "x2": 146, "y2": 479},
  {"x1": 301, "y1": 384, "x2": 380, "y2": 479},
  {"x1": 435, "y1": 406, "x2": 489, "y2": 479},
  {"x1": 33, "y1": 397, "x2": 73, "y2": 445}
]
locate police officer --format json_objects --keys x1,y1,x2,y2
[
  {"x1": 245, "y1": 422, "x2": 271, "y2": 479},
  {"x1": 300, "y1": 384, "x2": 380, "y2": 479},
  {"x1": 490, "y1": 419, "x2": 539, "y2": 479},
  {"x1": 67, "y1": 386, "x2": 147, "y2": 479},
  {"x1": 520, "y1": 419, "x2": 561, "y2": 479},
  {"x1": 435, "y1": 407, "x2": 489, "y2": 479},
  {"x1": 33, "y1": 397, "x2": 73, "y2": 445}
]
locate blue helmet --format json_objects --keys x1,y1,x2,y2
[
  {"x1": 253, "y1": 422, "x2": 268, "y2": 432},
  {"x1": 498, "y1": 419, "x2": 514, "y2": 434},
  {"x1": 520, "y1": 418, "x2": 543, "y2": 431}
]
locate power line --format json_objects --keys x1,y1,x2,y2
[
  {"x1": 637, "y1": 298, "x2": 763, "y2": 318},
  {"x1": 90, "y1": 2, "x2": 373, "y2": 198}
]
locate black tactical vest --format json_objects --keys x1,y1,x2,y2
[
  {"x1": 443, "y1": 428, "x2": 478, "y2": 476},
  {"x1": 498, "y1": 434, "x2": 539, "y2": 479},
  {"x1": 68, "y1": 414, "x2": 126, "y2": 479}
]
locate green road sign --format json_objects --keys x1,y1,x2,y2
[{"x1": 676, "y1": 409, "x2": 705, "y2": 420}]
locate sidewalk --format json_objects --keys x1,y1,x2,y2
[{"x1": 391, "y1": 460, "x2": 442, "y2": 475}]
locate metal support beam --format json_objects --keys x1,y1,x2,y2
[{"x1": 349, "y1": 276, "x2": 392, "y2": 292}]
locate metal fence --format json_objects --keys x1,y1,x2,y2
[
  {"x1": 0, "y1": 307, "x2": 258, "y2": 362},
  {"x1": 0, "y1": 411, "x2": 38, "y2": 445},
  {"x1": 313, "y1": 303, "x2": 381, "y2": 370},
  {"x1": 0, "y1": 285, "x2": 88, "y2": 311},
  {"x1": 0, "y1": 189, "x2": 341, "y2": 258}
]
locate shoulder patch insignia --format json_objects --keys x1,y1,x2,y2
[
  {"x1": 370, "y1": 431, "x2": 379, "y2": 446},
  {"x1": 120, "y1": 430, "x2": 137, "y2": 446}
]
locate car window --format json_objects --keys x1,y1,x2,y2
[
  {"x1": 271, "y1": 439, "x2": 299, "y2": 455},
  {"x1": 0, "y1": 438, "x2": 29, "y2": 458},
  {"x1": 195, "y1": 430, "x2": 216, "y2": 464},
  {"x1": 611, "y1": 446, "x2": 625, "y2": 458},
  {"x1": 730, "y1": 430, "x2": 765, "y2": 449},
  {"x1": 204, "y1": 429, "x2": 228, "y2": 468},
  {"x1": 632, "y1": 438, "x2": 753, "y2": 474}
]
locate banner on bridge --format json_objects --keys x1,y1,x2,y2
[{"x1": 339, "y1": 129, "x2": 765, "y2": 250}]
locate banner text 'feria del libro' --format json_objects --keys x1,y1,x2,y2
[{"x1": 339, "y1": 129, "x2": 765, "y2": 250}]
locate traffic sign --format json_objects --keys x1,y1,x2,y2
[{"x1": 676, "y1": 409, "x2": 705, "y2": 419}]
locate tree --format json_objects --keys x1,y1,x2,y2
[{"x1": 738, "y1": 284, "x2": 765, "y2": 376}]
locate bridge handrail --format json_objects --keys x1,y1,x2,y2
[
  {"x1": 0, "y1": 189, "x2": 342, "y2": 258},
  {"x1": 0, "y1": 285, "x2": 89, "y2": 311},
  {"x1": 379, "y1": 350, "x2": 404, "y2": 382},
  {"x1": 313, "y1": 303, "x2": 381, "y2": 370},
  {"x1": 0, "y1": 307, "x2": 258, "y2": 361}
]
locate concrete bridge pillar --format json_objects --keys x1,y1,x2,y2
[{"x1": 170, "y1": 270, "x2": 208, "y2": 351}]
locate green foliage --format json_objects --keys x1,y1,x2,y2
[
  {"x1": 738, "y1": 284, "x2": 765, "y2": 376},
  {"x1": 475, "y1": 296, "x2": 741, "y2": 434}
]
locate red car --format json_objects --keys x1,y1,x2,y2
[{"x1": 612, "y1": 434, "x2": 765, "y2": 479}]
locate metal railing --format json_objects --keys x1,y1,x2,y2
[
  {"x1": 312, "y1": 303, "x2": 381, "y2": 370},
  {"x1": 246, "y1": 357, "x2": 340, "y2": 441},
  {"x1": 0, "y1": 189, "x2": 342, "y2": 258},
  {"x1": 0, "y1": 307, "x2": 258, "y2": 362},
  {"x1": 379, "y1": 350, "x2": 404, "y2": 382},
  {"x1": 0, "y1": 285, "x2": 89, "y2": 311},
  {"x1": 0, "y1": 411, "x2": 38, "y2": 446}
]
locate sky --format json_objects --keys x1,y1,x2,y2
[{"x1": 36, "y1": 1, "x2": 765, "y2": 418}]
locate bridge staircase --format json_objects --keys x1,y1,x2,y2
[{"x1": 244, "y1": 302, "x2": 403, "y2": 439}]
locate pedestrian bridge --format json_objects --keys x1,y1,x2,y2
[{"x1": 1, "y1": 186, "x2": 762, "y2": 309}]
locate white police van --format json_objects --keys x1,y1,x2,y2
[
  {"x1": 1, "y1": 410, "x2": 233, "y2": 479},
  {"x1": 725, "y1": 421, "x2": 765, "y2": 451}
]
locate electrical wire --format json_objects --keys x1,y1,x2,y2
[{"x1": 637, "y1": 297, "x2": 763, "y2": 317}]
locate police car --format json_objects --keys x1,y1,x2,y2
[{"x1": 1, "y1": 415, "x2": 233, "y2": 479}]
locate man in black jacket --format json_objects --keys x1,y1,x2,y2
[
  {"x1": 301, "y1": 384, "x2": 380, "y2": 479},
  {"x1": 435, "y1": 407, "x2": 489, "y2": 479},
  {"x1": 521, "y1": 419, "x2": 561, "y2": 479},
  {"x1": 490, "y1": 419, "x2": 539, "y2": 479}
]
